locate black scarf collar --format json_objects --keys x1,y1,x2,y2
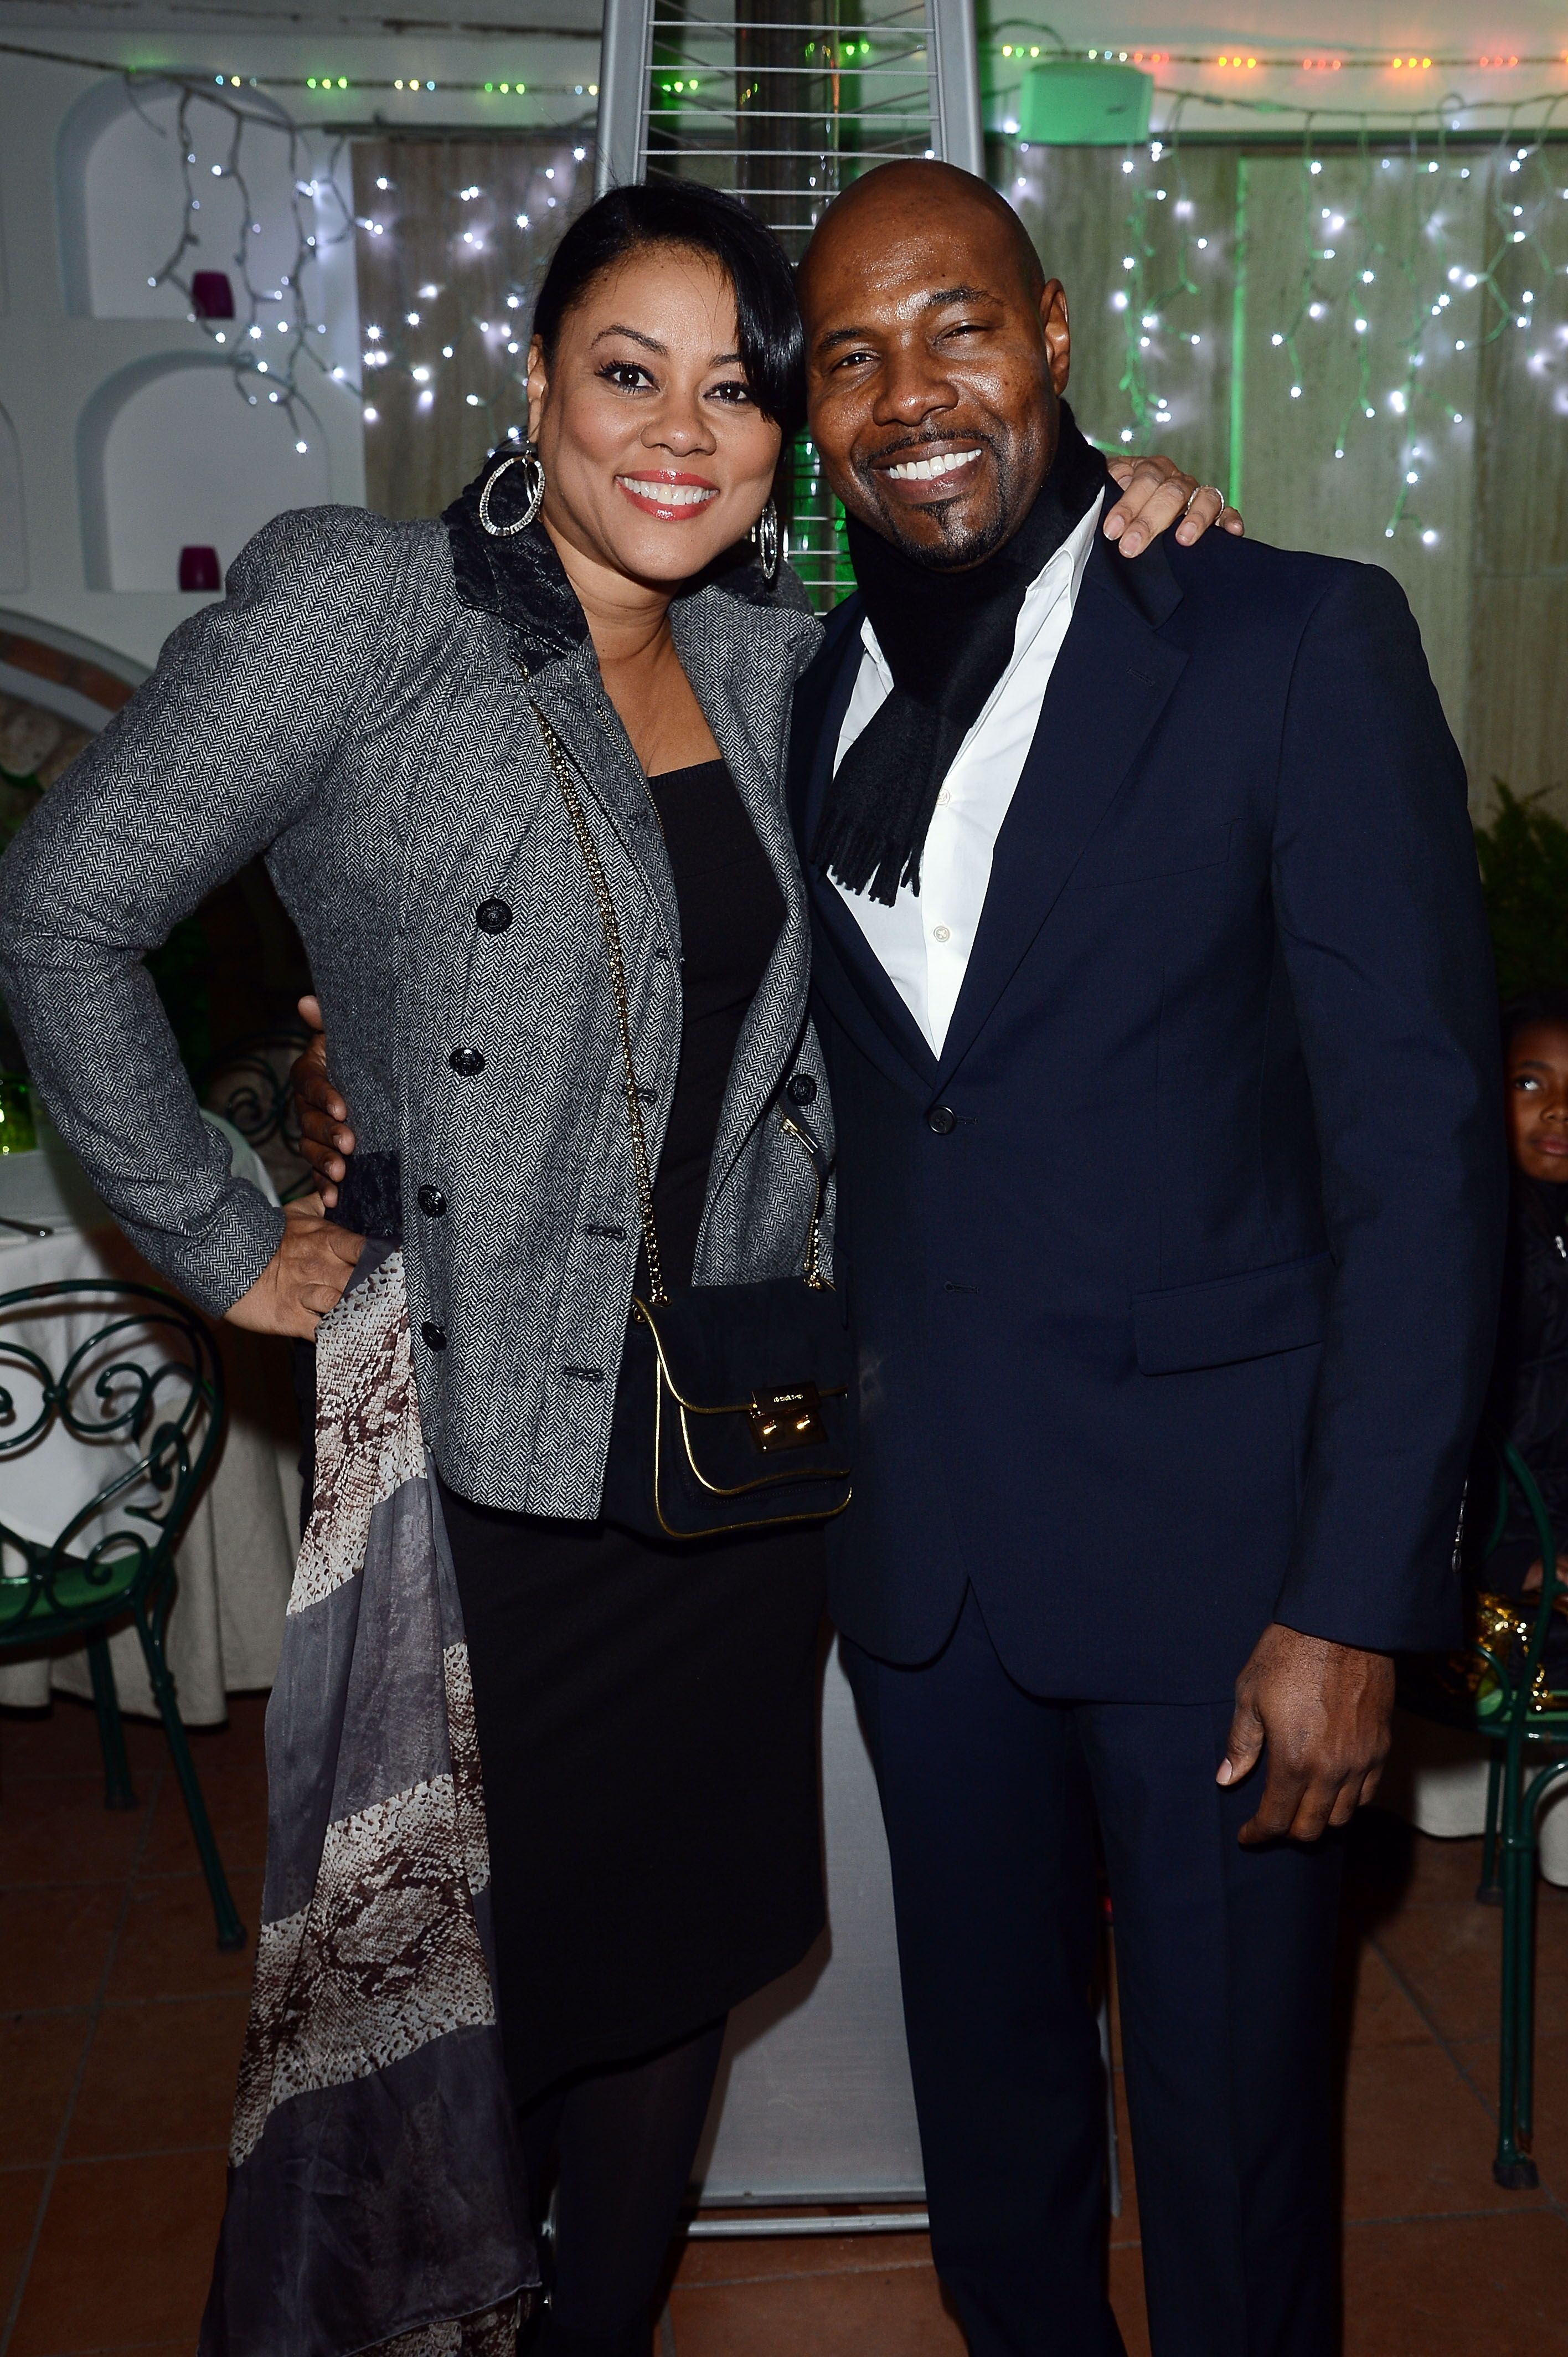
[
  {"x1": 443, "y1": 453, "x2": 786, "y2": 675},
  {"x1": 443, "y1": 462, "x2": 587, "y2": 674},
  {"x1": 811, "y1": 402, "x2": 1107, "y2": 906}
]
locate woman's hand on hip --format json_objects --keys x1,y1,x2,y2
[
  {"x1": 224, "y1": 1195, "x2": 364, "y2": 1339},
  {"x1": 1101, "y1": 456, "x2": 1244, "y2": 558},
  {"x1": 291, "y1": 994, "x2": 355, "y2": 1210}
]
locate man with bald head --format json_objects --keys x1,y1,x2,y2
[{"x1": 789, "y1": 163, "x2": 1503, "y2": 2353}]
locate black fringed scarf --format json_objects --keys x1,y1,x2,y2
[{"x1": 811, "y1": 403, "x2": 1107, "y2": 905}]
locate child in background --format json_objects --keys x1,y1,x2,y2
[{"x1": 1490, "y1": 989, "x2": 1568, "y2": 1597}]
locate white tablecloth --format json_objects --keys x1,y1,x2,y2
[
  {"x1": 0, "y1": 1118, "x2": 299, "y2": 1723},
  {"x1": 1380, "y1": 1707, "x2": 1568, "y2": 1886}
]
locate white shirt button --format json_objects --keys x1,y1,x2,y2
[
  {"x1": 937, "y1": 787, "x2": 953, "y2": 806},
  {"x1": 932, "y1": 924, "x2": 951, "y2": 943}
]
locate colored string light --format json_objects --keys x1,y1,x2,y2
[{"x1": 986, "y1": 45, "x2": 1566, "y2": 74}]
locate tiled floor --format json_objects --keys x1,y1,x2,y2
[{"x1": 4, "y1": 1700, "x2": 1568, "y2": 2356}]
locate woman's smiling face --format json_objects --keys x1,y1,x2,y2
[
  {"x1": 1507, "y1": 1020, "x2": 1568, "y2": 1180},
  {"x1": 527, "y1": 242, "x2": 783, "y2": 589}
]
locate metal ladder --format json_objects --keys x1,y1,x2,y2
[{"x1": 591, "y1": 0, "x2": 985, "y2": 608}]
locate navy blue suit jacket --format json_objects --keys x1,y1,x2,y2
[{"x1": 791, "y1": 522, "x2": 1507, "y2": 1702}]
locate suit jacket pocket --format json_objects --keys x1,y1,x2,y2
[
  {"x1": 1133, "y1": 1251, "x2": 1333, "y2": 1375},
  {"x1": 1068, "y1": 821, "x2": 1234, "y2": 889}
]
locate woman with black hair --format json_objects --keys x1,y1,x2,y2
[{"x1": 0, "y1": 178, "x2": 1220, "y2": 2356}]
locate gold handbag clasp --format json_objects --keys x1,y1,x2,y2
[{"x1": 748, "y1": 1385, "x2": 827, "y2": 1454}]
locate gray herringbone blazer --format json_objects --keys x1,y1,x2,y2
[{"x1": 0, "y1": 491, "x2": 829, "y2": 1516}]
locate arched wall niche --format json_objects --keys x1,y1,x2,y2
[
  {"x1": 79, "y1": 353, "x2": 329, "y2": 592},
  {"x1": 0, "y1": 610, "x2": 144, "y2": 731},
  {"x1": 0, "y1": 407, "x2": 25, "y2": 594},
  {"x1": 56, "y1": 75, "x2": 300, "y2": 323}
]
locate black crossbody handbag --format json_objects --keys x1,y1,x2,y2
[{"x1": 532, "y1": 703, "x2": 854, "y2": 1541}]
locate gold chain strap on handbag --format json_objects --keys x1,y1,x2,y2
[
  {"x1": 531, "y1": 702, "x2": 670, "y2": 1308},
  {"x1": 532, "y1": 700, "x2": 831, "y2": 1303},
  {"x1": 781, "y1": 1116, "x2": 830, "y2": 1291}
]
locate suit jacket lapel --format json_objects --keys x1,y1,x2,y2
[
  {"x1": 400, "y1": 626, "x2": 685, "y2": 969},
  {"x1": 791, "y1": 602, "x2": 941, "y2": 1097},
  {"x1": 933, "y1": 536, "x2": 1188, "y2": 1088},
  {"x1": 526, "y1": 658, "x2": 682, "y2": 946}
]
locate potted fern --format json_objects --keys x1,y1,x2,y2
[{"x1": 1474, "y1": 785, "x2": 1568, "y2": 1005}]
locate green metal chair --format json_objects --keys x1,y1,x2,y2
[
  {"x1": 0, "y1": 1275, "x2": 245, "y2": 1950},
  {"x1": 1401, "y1": 1433, "x2": 1568, "y2": 2189}
]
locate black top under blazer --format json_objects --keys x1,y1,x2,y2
[{"x1": 791, "y1": 514, "x2": 1507, "y2": 1702}]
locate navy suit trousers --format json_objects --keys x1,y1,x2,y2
[{"x1": 844, "y1": 1588, "x2": 1343, "y2": 2357}]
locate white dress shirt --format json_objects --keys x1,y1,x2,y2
[{"x1": 831, "y1": 490, "x2": 1104, "y2": 1055}]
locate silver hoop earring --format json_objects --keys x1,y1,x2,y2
[
  {"x1": 478, "y1": 445, "x2": 545, "y2": 537},
  {"x1": 751, "y1": 497, "x2": 780, "y2": 587}
]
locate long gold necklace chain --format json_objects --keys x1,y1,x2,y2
[
  {"x1": 531, "y1": 702, "x2": 669, "y2": 1309},
  {"x1": 532, "y1": 702, "x2": 826, "y2": 1300}
]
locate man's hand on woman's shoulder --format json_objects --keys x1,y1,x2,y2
[{"x1": 1102, "y1": 455, "x2": 1245, "y2": 559}]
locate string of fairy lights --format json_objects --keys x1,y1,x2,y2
[
  {"x1": 136, "y1": 80, "x2": 354, "y2": 457},
  {"x1": 0, "y1": 37, "x2": 600, "y2": 460},
  {"x1": 992, "y1": 45, "x2": 1568, "y2": 76},
  {"x1": 1117, "y1": 121, "x2": 1566, "y2": 544},
  {"x1": 350, "y1": 143, "x2": 592, "y2": 454},
  {"x1": 9, "y1": 32, "x2": 1567, "y2": 554},
  {"x1": 997, "y1": 71, "x2": 1568, "y2": 545},
  {"x1": 0, "y1": 40, "x2": 600, "y2": 101}
]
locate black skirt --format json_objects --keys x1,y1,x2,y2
[{"x1": 440, "y1": 1485, "x2": 826, "y2": 2102}]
